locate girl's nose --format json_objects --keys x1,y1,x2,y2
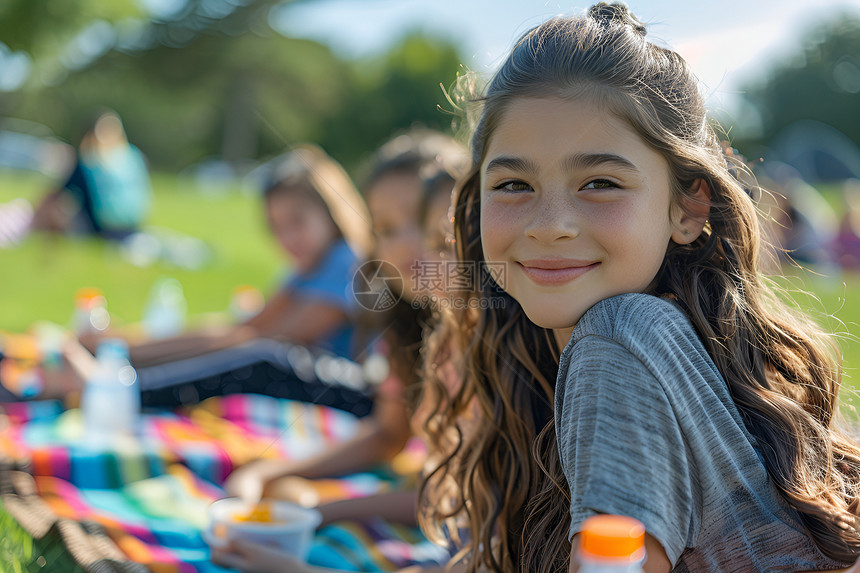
[{"x1": 525, "y1": 193, "x2": 579, "y2": 244}]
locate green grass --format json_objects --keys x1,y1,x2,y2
[
  {"x1": 775, "y1": 266, "x2": 860, "y2": 418},
  {"x1": 0, "y1": 169, "x2": 284, "y2": 330},
  {"x1": 0, "y1": 499, "x2": 87, "y2": 573}
]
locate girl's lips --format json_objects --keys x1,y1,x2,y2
[{"x1": 517, "y1": 261, "x2": 599, "y2": 286}]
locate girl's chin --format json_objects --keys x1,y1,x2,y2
[{"x1": 520, "y1": 304, "x2": 582, "y2": 331}]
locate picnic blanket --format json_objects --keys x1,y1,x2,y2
[{"x1": 0, "y1": 394, "x2": 449, "y2": 572}]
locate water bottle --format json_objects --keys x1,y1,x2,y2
[
  {"x1": 73, "y1": 287, "x2": 110, "y2": 336},
  {"x1": 142, "y1": 277, "x2": 187, "y2": 339},
  {"x1": 81, "y1": 339, "x2": 140, "y2": 447},
  {"x1": 576, "y1": 515, "x2": 646, "y2": 573}
]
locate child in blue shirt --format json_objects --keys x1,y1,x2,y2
[
  {"x1": 32, "y1": 110, "x2": 152, "y2": 240},
  {"x1": 104, "y1": 144, "x2": 373, "y2": 366}
]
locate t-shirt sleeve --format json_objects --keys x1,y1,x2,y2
[
  {"x1": 285, "y1": 242, "x2": 358, "y2": 314},
  {"x1": 555, "y1": 333, "x2": 694, "y2": 564}
]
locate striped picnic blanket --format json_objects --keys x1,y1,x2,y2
[{"x1": 0, "y1": 394, "x2": 449, "y2": 572}]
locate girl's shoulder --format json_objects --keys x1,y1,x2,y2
[
  {"x1": 569, "y1": 293, "x2": 694, "y2": 349},
  {"x1": 561, "y1": 293, "x2": 723, "y2": 398}
]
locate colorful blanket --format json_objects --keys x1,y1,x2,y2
[{"x1": 0, "y1": 394, "x2": 448, "y2": 572}]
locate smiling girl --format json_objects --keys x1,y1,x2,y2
[{"x1": 417, "y1": 3, "x2": 860, "y2": 572}]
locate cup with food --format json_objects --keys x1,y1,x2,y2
[{"x1": 205, "y1": 498, "x2": 322, "y2": 560}]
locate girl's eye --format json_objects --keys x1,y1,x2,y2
[
  {"x1": 582, "y1": 179, "x2": 618, "y2": 190},
  {"x1": 492, "y1": 180, "x2": 533, "y2": 193}
]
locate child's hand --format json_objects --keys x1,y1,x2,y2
[
  {"x1": 76, "y1": 330, "x2": 105, "y2": 356},
  {"x1": 210, "y1": 538, "x2": 314, "y2": 572},
  {"x1": 223, "y1": 459, "x2": 293, "y2": 503},
  {"x1": 61, "y1": 337, "x2": 96, "y2": 382}
]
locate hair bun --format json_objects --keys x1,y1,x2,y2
[{"x1": 588, "y1": 2, "x2": 647, "y2": 37}]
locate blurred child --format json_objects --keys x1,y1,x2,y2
[
  {"x1": 214, "y1": 132, "x2": 469, "y2": 573},
  {"x1": 32, "y1": 110, "x2": 152, "y2": 240},
  {"x1": 756, "y1": 160, "x2": 838, "y2": 268},
  {"x1": 834, "y1": 179, "x2": 860, "y2": 270},
  {"x1": 222, "y1": 130, "x2": 466, "y2": 503},
  {"x1": 100, "y1": 144, "x2": 373, "y2": 367}
]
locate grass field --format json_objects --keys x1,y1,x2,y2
[
  {"x1": 0, "y1": 169, "x2": 284, "y2": 330},
  {"x1": 2, "y1": 169, "x2": 860, "y2": 417}
]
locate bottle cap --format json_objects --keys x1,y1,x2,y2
[
  {"x1": 579, "y1": 515, "x2": 645, "y2": 561},
  {"x1": 75, "y1": 287, "x2": 106, "y2": 309},
  {"x1": 229, "y1": 284, "x2": 264, "y2": 319}
]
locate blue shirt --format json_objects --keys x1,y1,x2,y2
[
  {"x1": 283, "y1": 238, "x2": 359, "y2": 358},
  {"x1": 80, "y1": 144, "x2": 151, "y2": 230}
]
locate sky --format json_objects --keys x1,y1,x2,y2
[{"x1": 272, "y1": 0, "x2": 860, "y2": 123}]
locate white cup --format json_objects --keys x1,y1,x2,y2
[{"x1": 205, "y1": 498, "x2": 322, "y2": 561}]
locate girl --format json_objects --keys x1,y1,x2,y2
[
  {"x1": 418, "y1": 3, "x2": 860, "y2": 572},
  {"x1": 112, "y1": 144, "x2": 373, "y2": 367}
]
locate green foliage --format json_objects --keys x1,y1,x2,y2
[
  {"x1": 0, "y1": 0, "x2": 141, "y2": 57},
  {"x1": 12, "y1": 31, "x2": 352, "y2": 170},
  {"x1": 741, "y1": 10, "x2": 860, "y2": 148},
  {"x1": 318, "y1": 32, "x2": 465, "y2": 173},
  {"x1": 0, "y1": 499, "x2": 87, "y2": 572},
  {"x1": 9, "y1": 31, "x2": 464, "y2": 173},
  {"x1": 4, "y1": 1, "x2": 465, "y2": 174}
]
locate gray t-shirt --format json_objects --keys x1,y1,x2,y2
[{"x1": 555, "y1": 293, "x2": 848, "y2": 571}]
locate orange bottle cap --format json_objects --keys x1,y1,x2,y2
[
  {"x1": 75, "y1": 287, "x2": 105, "y2": 308},
  {"x1": 579, "y1": 515, "x2": 645, "y2": 561}
]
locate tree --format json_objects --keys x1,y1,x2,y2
[
  {"x1": 0, "y1": 0, "x2": 140, "y2": 59},
  {"x1": 4, "y1": 2, "x2": 465, "y2": 173},
  {"x1": 740, "y1": 11, "x2": 860, "y2": 149},
  {"x1": 317, "y1": 32, "x2": 465, "y2": 172},
  {"x1": 13, "y1": 30, "x2": 349, "y2": 170}
]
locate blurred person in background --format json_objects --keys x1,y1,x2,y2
[
  {"x1": 219, "y1": 131, "x2": 467, "y2": 550},
  {"x1": 756, "y1": 160, "x2": 838, "y2": 268},
  {"x1": 834, "y1": 179, "x2": 860, "y2": 270},
  {"x1": 32, "y1": 110, "x2": 152, "y2": 240},
  {"x1": 85, "y1": 144, "x2": 373, "y2": 368}
]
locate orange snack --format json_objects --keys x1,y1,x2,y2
[{"x1": 231, "y1": 502, "x2": 284, "y2": 524}]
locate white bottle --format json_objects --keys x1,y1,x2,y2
[
  {"x1": 577, "y1": 515, "x2": 646, "y2": 573},
  {"x1": 142, "y1": 277, "x2": 187, "y2": 339},
  {"x1": 81, "y1": 339, "x2": 140, "y2": 448},
  {"x1": 72, "y1": 287, "x2": 110, "y2": 336}
]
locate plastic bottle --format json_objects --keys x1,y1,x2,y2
[
  {"x1": 73, "y1": 287, "x2": 111, "y2": 336},
  {"x1": 576, "y1": 515, "x2": 646, "y2": 573},
  {"x1": 142, "y1": 277, "x2": 187, "y2": 339},
  {"x1": 80, "y1": 339, "x2": 140, "y2": 447}
]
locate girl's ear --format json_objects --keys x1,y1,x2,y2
[{"x1": 671, "y1": 179, "x2": 711, "y2": 245}]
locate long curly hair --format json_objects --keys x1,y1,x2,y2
[{"x1": 417, "y1": 3, "x2": 860, "y2": 571}]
